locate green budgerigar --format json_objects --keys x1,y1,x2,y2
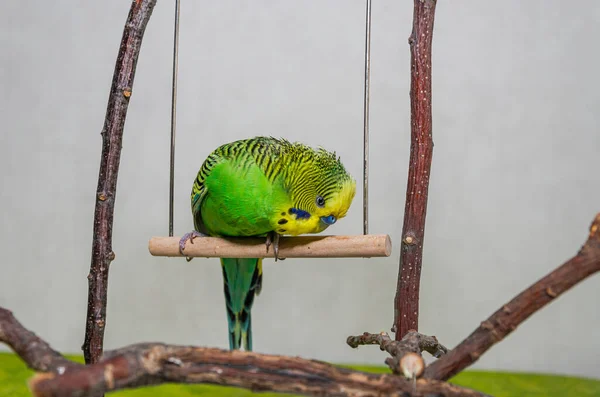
[{"x1": 179, "y1": 137, "x2": 356, "y2": 351}]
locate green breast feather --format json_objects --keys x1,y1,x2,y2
[{"x1": 191, "y1": 136, "x2": 356, "y2": 238}]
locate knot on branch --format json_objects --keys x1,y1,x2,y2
[
  {"x1": 590, "y1": 214, "x2": 600, "y2": 236},
  {"x1": 403, "y1": 234, "x2": 417, "y2": 246},
  {"x1": 347, "y1": 331, "x2": 447, "y2": 377}
]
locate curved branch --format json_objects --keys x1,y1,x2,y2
[
  {"x1": 29, "y1": 343, "x2": 488, "y2": 397},
  {"x1": 424, "y1": 213, "x2": 600, "y2": 380},
  {"x1": 0, "y1": 308, "x2": 81, "y2": 373},
  {"x1": 1, "y1": 306, "x2": 487, "y2": 397},
  {"x1": 83, "y1": 0, "x2": 157, "y2": 364}
]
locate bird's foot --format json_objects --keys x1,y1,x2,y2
[
  {"x1": 179, "y1": 230, "x2": 208, "y2": 261},
  {"x1": 265, "y1": 231, "x2": 285, "y2": 261}
]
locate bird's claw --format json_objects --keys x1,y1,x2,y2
[
  {"x1": 179, "y1": 230, "x2": 208, "y2": 259},
  {"x1": 266, "y1": 231, "x2": 284, "y2": 262}
]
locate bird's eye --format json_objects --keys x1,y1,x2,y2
[{"x1": 316, "y1": 195, "x2": 325, "y2": 207}]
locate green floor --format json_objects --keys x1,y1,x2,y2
[{"x1": 1, "y1": 353, "x2": 598, "y2": 396}]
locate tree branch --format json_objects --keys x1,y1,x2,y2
[
  {"x1": 0, "y1": 308, "x2": 81, "y2": 373},
  {"x1": 394, "y1": 0, "x2": 437, "y2": 338},
  {"x1": 348, "y1": 331, "x2": 447, "y2": 377},
  {"x1": 424, "y1": 213, "x2": 600, "y2": 380},
  {"x1": 0, "y1": 307, "x2": 487, "y2": 397},
  {"x1": 30, "y1": 343, "x2": 488, "y2": 397},
  {"x1": 83, "y1": 0, "x2": 157, "y2": 365}
]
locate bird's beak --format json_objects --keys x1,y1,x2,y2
[{"x1": 320, "y1": 215, "x2": 337, "y2": 226}]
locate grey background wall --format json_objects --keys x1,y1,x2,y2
[{"x1": 1, "y1": 0, "x2": 599, "y2": 379}]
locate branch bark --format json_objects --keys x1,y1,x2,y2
[
  {"x1": 29, "y1": 344, "x2": 488, "y2": 397},
  {"x1": 83, "y1": 0, "x2": 157, "y2": 365},
  {"x1": 0, "y1": 307, "x2": 487, "y2": 397},
  {"x1": 394, "y1": 0, "x2": 437, "y2": 338},
  {"x1": 424, "y1": 213, "x2": 600, "y2": 380}
]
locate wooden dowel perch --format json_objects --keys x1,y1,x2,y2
[{"x1": 149, "y1": 234, "x2": 392, "y2": 258}]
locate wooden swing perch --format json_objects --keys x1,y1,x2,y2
[
  {"x1": 146, "y1": 0, "x2": 387, "y2": 262},
  {"x1": 149, "y1": 234, "x2": 392, "y2": 258}
]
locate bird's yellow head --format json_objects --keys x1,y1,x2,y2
[
  {"x1": 311, "y1": 177, "x2": 356, "y2": 233},
  {"x1": 281, "y1": 145, "x2": 356, "y2": 236}
]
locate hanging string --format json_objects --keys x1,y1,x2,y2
[
  {"x1": 168, "y1": 3, "x2": 371, "y2": 236},
  {"x1": 363, "y1": 0, "x2": 372, "y2": 235},
  {"x1": 169, "y1": 0, "x2": 181, "y2": 237}
]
